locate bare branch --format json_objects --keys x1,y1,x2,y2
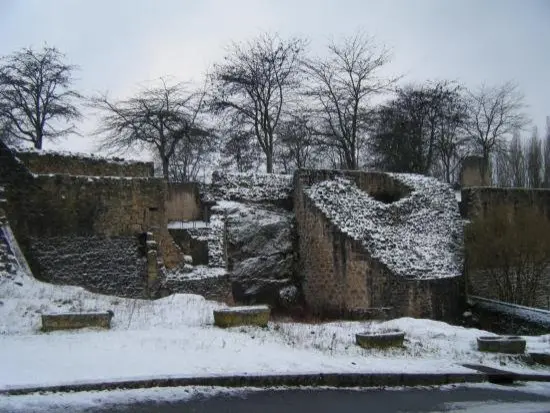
[{"x1": 0, "y1": 46, "x2": 82, "y2": 149}]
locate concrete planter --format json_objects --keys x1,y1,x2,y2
[
  {"x1": 356, "y1": 329, "x2": 405, "y2": 349},
  {"x1": 477, "y1": 336, "x2": 526, "y2": 354},
  {"x1": 41, "y1": 311, "x2": 114, "y2": 332},
  {"x1": 213, "y1": 305, "x2": 270, "y2": 328}
]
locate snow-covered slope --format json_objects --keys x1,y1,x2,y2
[{"x1": 306, "y1": 173, "x2": 463, "y2": 280}]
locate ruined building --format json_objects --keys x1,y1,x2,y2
[{"x1": 0, "y1": 142, "x2": 467, "y2": 320}]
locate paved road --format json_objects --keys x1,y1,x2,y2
[{"x1": 13, "y1": 384, "x2": 549, "y2": 413}]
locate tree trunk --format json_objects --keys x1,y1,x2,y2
[
  {"x1": 266, "y1": 151, "x2": 273, "y2": 173},
  {"x1": 34, "y1": 129, "x2": 43, "y2": 149},
  {"x1": 162, "y1": 157, "x2": 170, "y2": 179}
]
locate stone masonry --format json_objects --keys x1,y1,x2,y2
[
  {"x1": 294, "y1": 170, "x2": 464, "y2": 320},
  {"x1": 15, "y1": 149, "x2": 154, "y2": 177}
]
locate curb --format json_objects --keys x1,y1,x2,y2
[
  {"x1": 0, "y1": 373, "x2": 485, "y2": 396},
  {"x1": 461, "y1": 364, "x2": 550, "y2": 385}
]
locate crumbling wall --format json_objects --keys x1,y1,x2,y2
[
  {"x1": 27, "y1": 235, "x2": 147, "y2": 297},
  {"x1": 165, "y1": 182, "x2": 203, "y2": 222},
  {"x1": 463, "y1": 187, "x2": 550, "y2": 309},
  {"x1": 0, "y1": 141, "x2": 182, "y2": 297},
  {"x1": 11, "y1": 174, "x2": 182, "y2": 270},
  {"x1": 15, "y1": 149, "x2": 154, "y2": 177},
  {"x1": 461, "y1": 187, "x2": 550, "y2": 220},
  {"x1": 294, "y1": 170, "x2": 464, "y2": 320}
]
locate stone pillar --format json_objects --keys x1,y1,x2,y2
[{"x1": 460, "y1": 156, "x2": 491, "y2": 187}]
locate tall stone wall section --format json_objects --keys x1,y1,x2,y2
[
  {"x1": 294, "y1": 171, "x2": 464, "y2": 320},
  {"x1": 15, "y1": 150, "x2": 154, "y2": 177},
  {"x1": 0, "y1": 140, "x2": 182, "y2": 297},
  {"x1": 461, "y1": 187, "x2": 550, "y2": 220},
  {"x1": 462, "y1": 187, "x2": 550, "y2": 309},
  {"x1": 165, "y1": 182, "x2": 203, "y2": 222},
  {"x1": 11, "y1": 174, "x2": 182, "y2": 270}
]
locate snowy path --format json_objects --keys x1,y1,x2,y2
[{"x1": 0, "y1": 327, "x2": 473, "y2": 390}]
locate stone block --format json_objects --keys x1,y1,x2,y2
[
  {"x1": 477, "y1": 336, "x2": 526, "y2": 354},
  {"x1": 356, "y1": 330, "x2": 405, "y2": 349},
  {"x1": 213, "y1": 305, "x2": 270, "y2": 328},
  {"x1": 41, "y1": 311, "x2": 114, "y2": 332}
]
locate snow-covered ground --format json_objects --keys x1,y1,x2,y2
[{"x1": 1, "y1": 265, "x2": 550, "y2": 392}]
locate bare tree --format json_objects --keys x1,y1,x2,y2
[
  {"x1": 91, "y1": 78, "x2": 210, "y2": 179},
  {"x1": 509, "y1": 130, "x2": 526, "y2": 188},
  {"x1": 526, "y1": 127, "x2": 543, "y2": 188},
  {"x1": 494, "y1": 148, "x2": 513, "y2": 187},
  {"x1": 370, "y1": 80, "x2": 467, "y2": 179},
  {"x1": 277, "y1": 111, "x2": 317, "y2": 173},
  {"x1": 221, "y1": 128, "x2": 261, "y2": 173},
  {"x1": 304, "y1": 33, "x2": 397, "y2": 170},
  {"x1": 463, "y1": 81, "x2": 529, "y2": 180},
  {"x1": 0, "y1": 46, "x2": 82, "y2": 149},
  {"x1": 434, "y1": 83, "x2": 470, "y2": 184},
  {"x1": 544, "y1": 116, "x2": 550, "y2": 188},
  {"x1": 210, "y1": 33, "x2": 306, "y2": 173},
  {"x1": 164, "y1": 128, "x2": 218, "y2": 182}
]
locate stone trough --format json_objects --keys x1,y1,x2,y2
[
  {"x1": 477, "y1": 336, "x2": 526, "y2": 354},
  {"x1": 356, "y1": 329, "x2": 405, "y2": 349},
  {"x1": 41, "y1": 311, "x2": 114, "y2": 332},
  {"x1": 213, "y1": 305, "x2": 270, "y2": 328}
]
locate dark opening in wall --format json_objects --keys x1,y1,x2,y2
[{"x1": 370, "y1": 191, "x2": 403, "y2": 204}]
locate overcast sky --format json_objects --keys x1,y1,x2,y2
[{"x1": 1, "y1": 0, "x2": 549, "y2": 156}]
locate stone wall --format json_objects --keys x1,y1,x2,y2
[
  {"x1": 165, "y1": 182, "x2": 203, "y2": 222},
  {"x1": 0, "y1": 141, "x2": 182, "y2": 296},
  {"x1": 462, "y1": 186, "x2": 550, "y2": 309},
  {"x1": 460, "y1": 156, "x2": 491, "y2": 187},
  {"x1": 294, "y1": 170, "x2": 464, "y2": 320},
  {"x1": 169, "y1": 228, "x2": 209, "y2": 265},
  {"x1": 15, "y1": 150, "x2": 154, "y2": 177},
  {"x1": 27, "y1": 235, "x2": 147, "y2": 297},
  {"x1": 295, "y1": 169, "x2": 411, "y2": 203},
  {"x1": 461, "y1": 187, "x2": 550, "y2": 220},
  {"x1": 161, "y1": 276, "x2": 232, "y2": 303},
  {"x1": 10, "y1": 174, "x2": 182, "y2": 270}
]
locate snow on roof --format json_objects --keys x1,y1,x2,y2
[
  {"x1": 15, "y1": 147, "x2": 149, "y2": 165},
  {"x1": 306, "y1": 173, "x2": 463, "y2": 280},
  {"x1": 206, "y1": 171, "x2": 293, "y2": 202}
]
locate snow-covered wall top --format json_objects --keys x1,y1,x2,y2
[
  {"x1": 205, "y1": 171, "x2": 293, "y2": 203},
  {"x1": 305, "y1": 172, "x2": 463, "y2": 280},
  {"x1": 15, "y1": 149, "x2": 154, "y2": 178}
]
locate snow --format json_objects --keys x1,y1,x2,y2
[
  {"x1": 206, "y1": 170, "x2": 293, "y2": 202},
  {"x1": 215, "y1": 305, "x2": 269, "y2": 313},
  {"x1": 306, "y1": 173, "x2": 463, "y2": 280},
  {"x1": 168, "y1": 220, "x2": 209, "y2": 230},
  {"x1": 15, "y1": 147, "x2": 148, "y2": 166},
  {"x1": 469, "y1": 296, "x2": 550, "y2": 327},
  {"x1": 0, "y1": 386, "x2": 256, "y2": 412},
  {"x1": 165, "y1": 265, "x2": 226, "y2": 281},
  {"x1": 1, "y1": 214, "x2": 549, "y2": 394},
  {"x1": 1, "y1": 266, "x2": 549, "y2": 391}
]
